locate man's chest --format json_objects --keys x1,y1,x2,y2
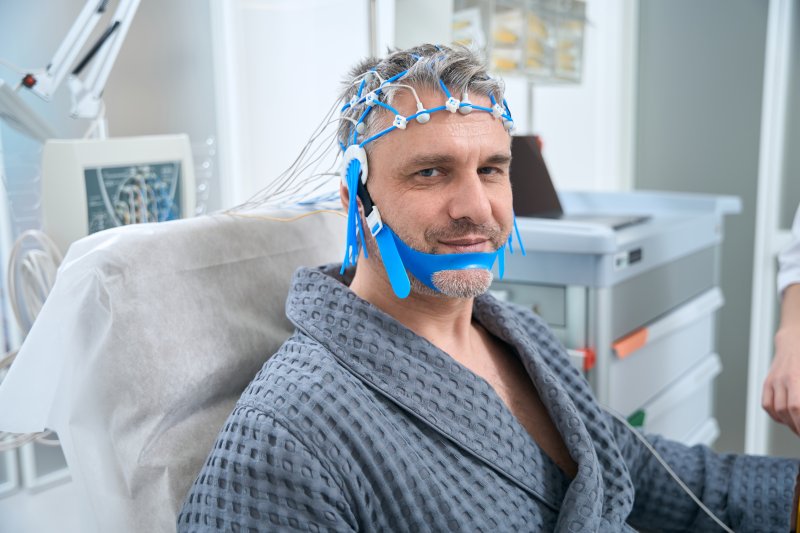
[{"x1": 465, "y1": 339, "x2": 579, "y2": 478}]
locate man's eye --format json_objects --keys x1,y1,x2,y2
[
  {"x1": 417, "y1": 168, "x2": 441, "y2": 178},
  {"x1": 478, "y1": 167, "x2": 500, "y2": 175}
]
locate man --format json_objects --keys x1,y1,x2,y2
[
  {"x1": 179, "y1": 45, "x2": 799, "y2": 531},
  {"x1": 764, "y1": 203, "x2": 800, "y2": 435}
]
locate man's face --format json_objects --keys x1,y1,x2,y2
[{"x1": 361, "y1": 86, "x2": 514, "y2": 298}]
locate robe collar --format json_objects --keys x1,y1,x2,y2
[{"x1": 286, "y1": 265, "x2": 634, "y2": 528}]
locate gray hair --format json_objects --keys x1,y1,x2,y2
[{"x1": 337, "y1": 44, "x2": 507, "y2": 152}]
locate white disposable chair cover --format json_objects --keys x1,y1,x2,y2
[{"x1": 0, "y1": 209, "x2": 346, "y2": 532}]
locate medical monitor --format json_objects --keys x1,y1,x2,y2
[
  {"x1": 510, "y1": 135, "x2": 649, "y2": 230},
  {"x1": 509, "y1": 135, "x2": 562, "y2": 218},
  {"x1": 41, "y1": 134, "x2": 195, "y2": 253}
]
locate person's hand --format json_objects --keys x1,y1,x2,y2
[{"x1": 762, "y1": 285, "x2": 800, "y2": 436}]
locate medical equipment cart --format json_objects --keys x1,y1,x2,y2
[{"x1": 492, "y1": 190, "x2": 741, "y2": 446}]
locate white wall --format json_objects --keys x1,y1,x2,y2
[
  {"x1": 634, "y1": 0, "x2": 770, "y2": 454},
  {"x1": 531, "y1": 0, "x2": 637, "y2": 192},
  {"x1": 395, "y1": 0, "x2": 453, "y2": 49},
  {"x1": 212, "y1": 0, "x2": 394, "y2": 207}
]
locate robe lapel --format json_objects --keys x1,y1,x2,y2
[
  {"x1": 473, "y1": 296, "x2": 636, "y2": 530},
  {"x1": 473, "y1": 297, "x2": 605, "y2": 530}
]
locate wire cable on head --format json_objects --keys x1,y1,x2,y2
[{"x1": 230, "y1": 97, "x2": 345, "y2": 212}]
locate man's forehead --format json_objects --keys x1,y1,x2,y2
[
  {"x1": 393, "y1": 147, "x2": 512, "y2": 169},
  {"x1": 389, "y1": 128, "x2": 512, "y2": 169}
]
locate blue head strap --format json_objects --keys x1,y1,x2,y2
[{"x1": 339, "y1": 66, "x2": 525, "y2": 299}]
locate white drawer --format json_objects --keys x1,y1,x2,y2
[
  {"x1": 19, "y1": 439, "x2": 70, "y2": 492},
  {"x1": 607, "y1": 288, "x2": 723, "y2": 414},
  {"x1": 0, "y1": 448, "x2": 18, "y2": 498},
  {"x1": 682, "y1": 418, "x2": 720, "y2": 447},
  {"x1": 639, "y1": 353, "x2": 722, "y2": 444}
]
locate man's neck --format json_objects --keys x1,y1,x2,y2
[{"x1": 348, "y1": 265, "x2": 481, "y2": 359}]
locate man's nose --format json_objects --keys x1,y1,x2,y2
[{"x1": 447, "y1": 172, "x2": 493, "y2": 224}]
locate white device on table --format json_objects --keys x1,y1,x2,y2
[{"x1": 41, "y1": 134, "x2": 196, "y2": 254}]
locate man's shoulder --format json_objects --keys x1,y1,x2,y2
[{"x1": 238, "y1": 330, "x2": 358, "y2": 413}]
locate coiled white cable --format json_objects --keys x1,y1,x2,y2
[
  {"x1": 2, "y1": 229, "x2": 63, "y2": 449},
  {"x1": 604, "y1": 407, "x2": 735, "y2": 532},
  {"x1": 7, "y1": 229, "x2": 63, "y2": 336}
]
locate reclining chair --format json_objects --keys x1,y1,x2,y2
[{"x1": 0, "y1": 209, "x2": 346, "y2": 532}]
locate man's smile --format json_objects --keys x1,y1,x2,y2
[{"x1": 436, "y1": 237, "x2": 493, "y2": 253}]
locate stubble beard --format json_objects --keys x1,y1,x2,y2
[{"x1": 428, "y1": 269, "x2": 494, "y2": 299}]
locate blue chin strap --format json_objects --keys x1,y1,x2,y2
[
  {"x1": 385, "y1": 224, "x2": 505, "y2": 293},
  {"x1": 339, "y1": 64, "x2": 526, "y2": 299}
]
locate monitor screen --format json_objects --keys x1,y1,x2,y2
[
  {"x1": 41, "y1": 134, "x2": 195, "y2": 253},
  {"x1": 83, "y1": 161, "x2": 183, "y2": 233},
  {"x1": 509, "y1": 135, "x2": 564, "y2": 218}
]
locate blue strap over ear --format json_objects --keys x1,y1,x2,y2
[
  {"x1": 341, "y1": 158, "x2": 368, "y2": 274},
  {"x1": 372, "y1": 223, "x2": 411, "y2": 298},
  {"x1": 507, "y1": 213, "x2": 526, "y2": 256}
]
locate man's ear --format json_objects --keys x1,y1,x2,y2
[
  {"x1": 340, "y1": 179, "x2": 350, "y2": 210},
  {"x1": 340, "y1": 179, "x2": 365, "y2": 215}
]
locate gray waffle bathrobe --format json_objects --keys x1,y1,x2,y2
[{"x1": 179, "y1": 265, "x2": 799, "y2": 532}]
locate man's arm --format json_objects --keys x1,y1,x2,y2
[
  {"x1": 177, "y1": 404, "x2": 357, "y2": 532},
  {"x1": 763, "y1": 283, "x2": 800, "y2": 435},
  {"x1": 607, "y1": 412, "x2": 800, "y2": 531}
]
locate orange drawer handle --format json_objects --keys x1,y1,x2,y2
[
  {"x1": 613, "y1": 328, "x2": 649, "y2": 359},
  {"x1": 572, "y1": 347, "x2": 597, "y2": 371}
]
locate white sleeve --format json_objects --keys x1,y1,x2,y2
[{"x1": 777, "y1": 203, "x2": 800, "y2": 295}]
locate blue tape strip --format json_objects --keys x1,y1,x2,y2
[
  {"x1": 498, "y1": 247, "x2": 505, "y2": 279},
  {"x1": 359, "y1": 125, "x2": 398, "y2": 147},
  {"x1": 385, "y1": 69, "x2": 408, "y2": 84},
  {"x1": 502, "y1": 97, "x2": 513, "y2": 120},
  {"x1": 341, "y1": 159, "x2": 368, "y2": 273},
  {"x1": 513, "y1": 214, "x2": 526, "y2": 256},
  {"x1": 438, "y1": 79, "x2": 452, "y2": 99},
  {"x1": 374, "y1": 100, "x2": 401, "y2": 116},
  {"x1": 374, "y1": 226, "x2": 411, "y2": 298}
]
